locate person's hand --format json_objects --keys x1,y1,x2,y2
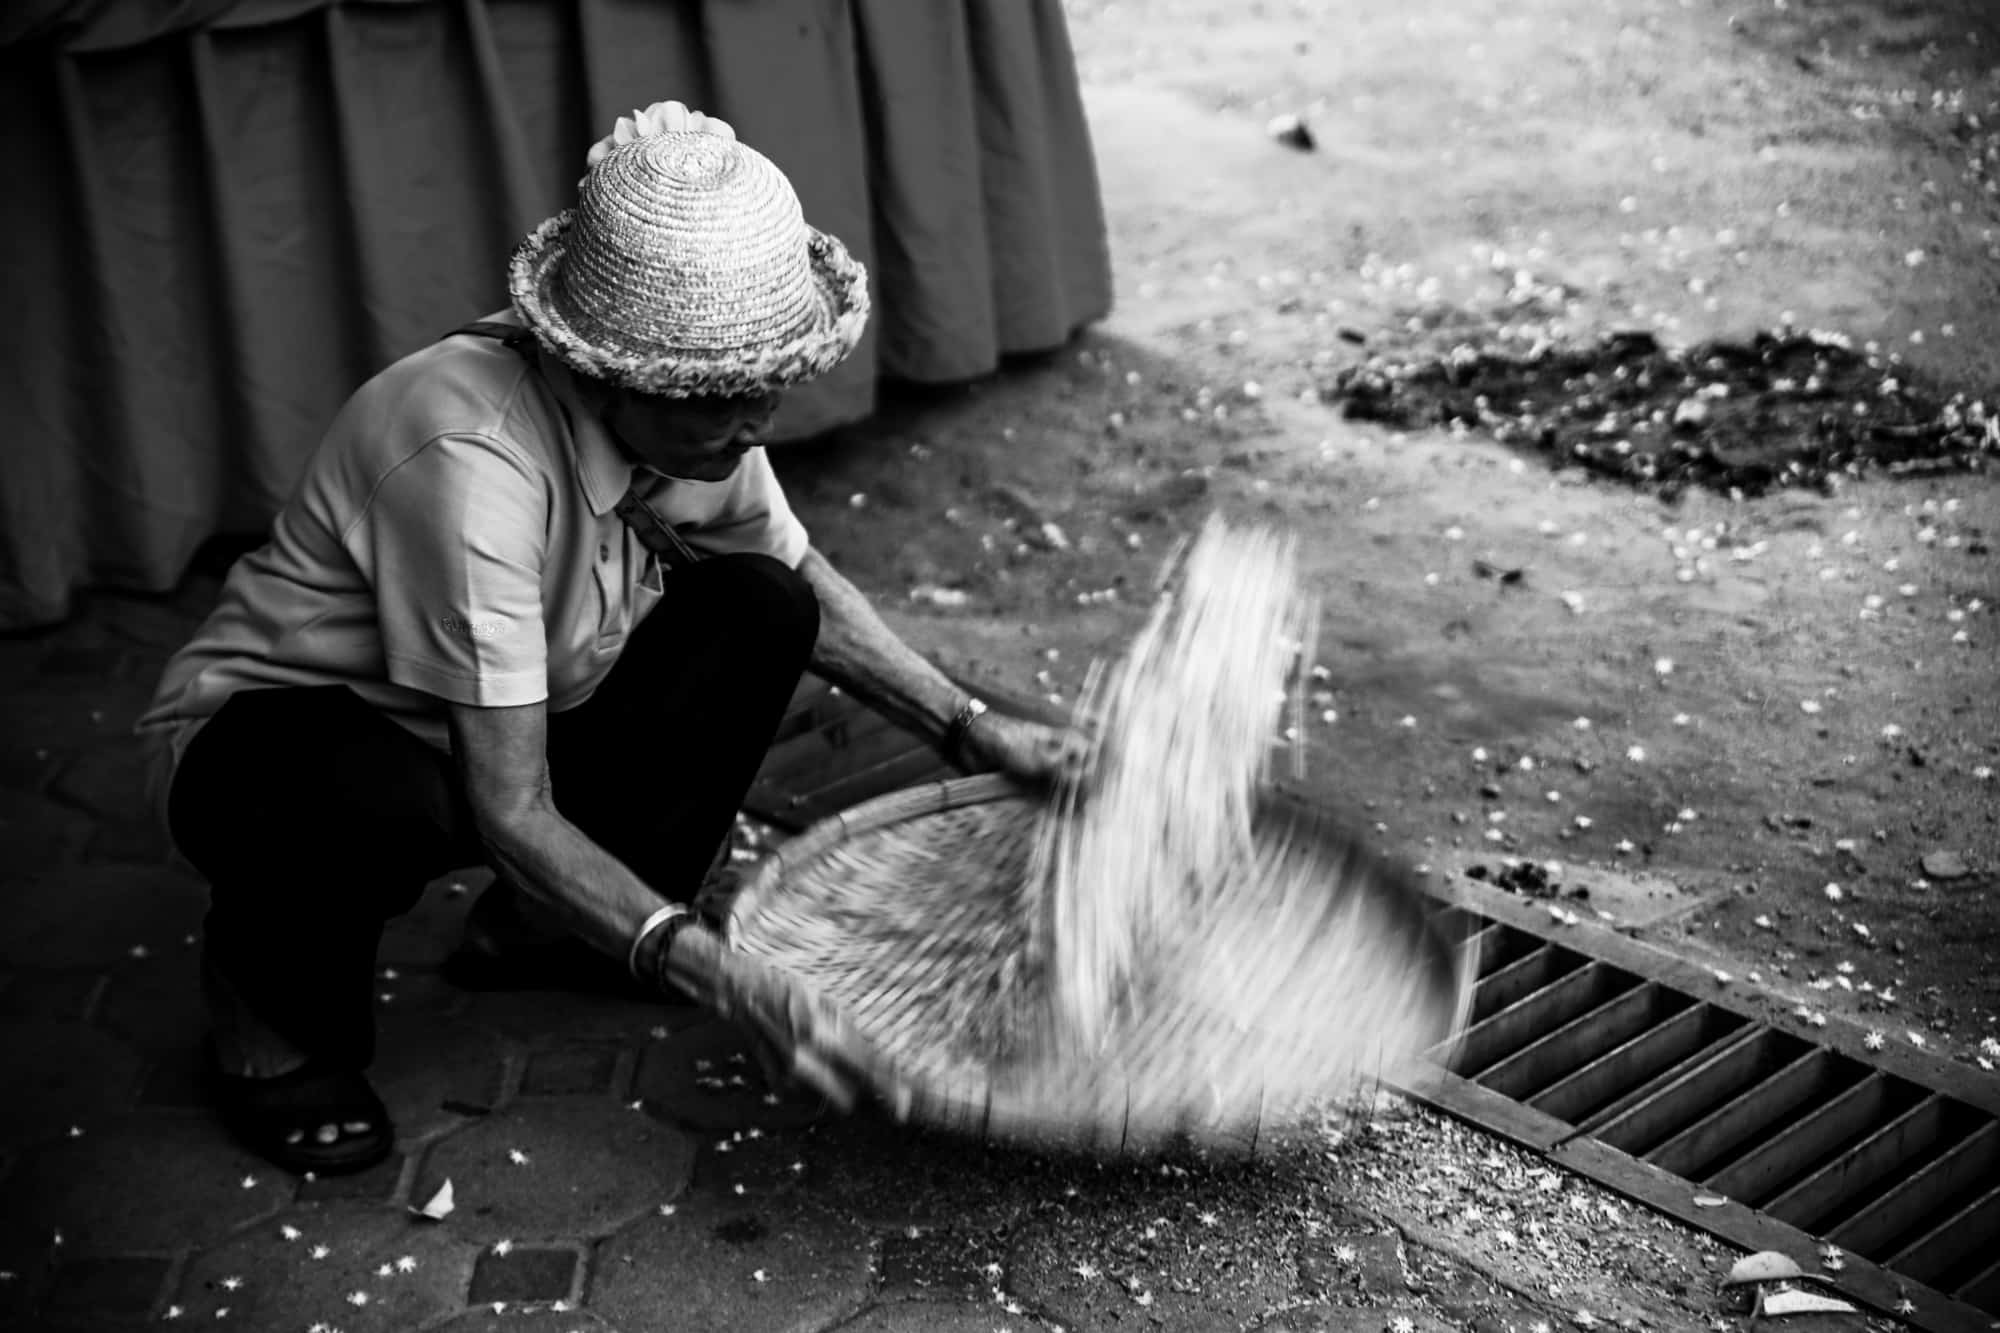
[
  {"x1": 655, "y1": 923, "x2": 866, "y2": 1110},
  {"x1": 959, "y1": 711, "x2": 1092, "y2": 787},
  {"x1": 583, "y1": 100, "x2": 738, "y2": 180}
]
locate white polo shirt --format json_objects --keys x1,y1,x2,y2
[{"x1": 137, "y1": 312, "x2": 811, "y2": 812}]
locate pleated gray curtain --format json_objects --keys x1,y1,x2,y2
[{"x1": 0, "y1": 0, "x2": 1112, "y2": 628}]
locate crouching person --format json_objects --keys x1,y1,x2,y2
[{"x1": 138, "y1": 102, "x2": 1083, "y2": 1175}]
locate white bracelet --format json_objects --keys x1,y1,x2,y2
[{"x1": 628, "y1": 903, "x2": 692, "y2": 981}]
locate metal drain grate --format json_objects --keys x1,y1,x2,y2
[
  {"x1": 1411, "y1": 885, "x2": 2000, "y2": 1333},
  {"x1": 745, "y1": 679, "x2": 2000, "y2": 1333}
]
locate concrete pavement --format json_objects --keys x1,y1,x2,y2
[{"x1": 0, "y1": 568, "x2": 1586, "y2": 1333}]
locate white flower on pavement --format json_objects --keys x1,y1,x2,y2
[{"x1": 1865, "y1": 1031, "x2": 1885, "y2": 1051}]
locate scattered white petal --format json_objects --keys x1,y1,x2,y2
[
  {"x1": 1625, "y1": 745, "x2": 1647, "y2": 762},
  {"x1": 395, "y1": 1255, "x2": 417, "y2": 1274},
  {"x1": 1895, "y1": 1299, "x2": 1917, "y2": 1315},
  {"x1": 1799, "y1": 699, "x2": 1822, "y2": 715},
  {"x1": 1865, "y1": 1031, "x2": 1885, "y2": 1050},
  {"x1": 346, "y1": 1291, "x2": 370, "y2": 1307},
  {"x1": 1907, "y1": 1031, "x2": 1928, "y2": 1049},
  {"x1": 1073, "y1": 1261, "x2": 1100, "y2": 1279},
  {"x1": 493, "y1": 1239, "x2": 514, "y2": 1256},
  {"x1": 219, "y1": 1276, "x2": 243, "y2": 1292},
  {"x1": 1824, "y1": 882, "x2": 1845, "y2": 902},
  {"x1": 278, "y1": 1225, "x2": 301, "y2": 1242},
  {"x1": 507, "y1": 1148, "x2": 530, "y2": 1166},
  {"x1": 310, "y1": 1244, "x2": 332, "y2": 1260},
  {"x1": 752, "y1": 1269, "x2": 770, "y2": 1283}
]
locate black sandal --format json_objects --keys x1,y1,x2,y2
[{"x1": 203, "y1": 1040, "x2": 393, "y2": 1176}]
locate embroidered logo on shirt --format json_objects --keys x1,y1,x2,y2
[{"x1": 441, "y1": 615, "x2": 513, "y2": 641}]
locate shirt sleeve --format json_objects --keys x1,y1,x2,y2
[
  {"x1": 341, "y1": 433, "x2": 551, "y2": 708},
  {"x1": 678, "y1": 448, "x2": 811, "y2": 567}
]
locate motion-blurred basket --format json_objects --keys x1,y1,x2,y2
[
  {"x1": 727, "y1": 517, "x2": 1470, "y2": 1153},
  {"x1": 724, "y1": 770, "x2": 1469, "y2": 1154}
]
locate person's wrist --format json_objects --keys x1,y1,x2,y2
[
  {"x1": 943, "y1": 695, "x2": 988, "y2": 762},
  {"x1": 629, "y1": 903, "x2": 694, "y2": 983}
]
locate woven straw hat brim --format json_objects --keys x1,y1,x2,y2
[
  {"x1": 508, "y1": 209, "x2": 870, "y2": 399},
  {"x1": 725, "y1": 773, "x2": 1471, "y2": 1156}
]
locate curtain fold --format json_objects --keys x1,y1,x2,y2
[{"x1": 0, "y1": 0, "x2": 1113, "y2": 628}]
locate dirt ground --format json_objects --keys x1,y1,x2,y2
[{"x1": 772, "y1": 0, "x2": 2000, "y2": 1081}]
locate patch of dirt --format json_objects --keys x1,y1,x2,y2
[{"x1": 1331, "y1": 328, "x2": 1998, "y2": 499}]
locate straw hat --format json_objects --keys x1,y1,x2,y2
[{"x1": 508, "y1": 130, "x2": 869, "y2": 398}]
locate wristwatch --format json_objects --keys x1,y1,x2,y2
[{"x1": 943, "y1": 695, "x2": 988, "y2": 762}]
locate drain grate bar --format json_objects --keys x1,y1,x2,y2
[
  {"x1": 1644, "y1": 1046, "x2": 1852, "y2": 1180},
  {"x1": 1467, "y1": 943, "x2": 1580, "y2": 1023},
  {"x1": 1888, "y1": 1180, "x2": 2000, "y2": 1284},
  {"x1": 1527, "y1": 1000, "x2": 1724, "y2": 1123},
  {"x1": 1458, "y1": 959, "x2": 1632, "y2": 1073},
  {"x1": 1590, "y1": 1026, "x2": 1805, "y2": 1156},
  {"x1": 1477, "y1": 982, "x2": 1681, "y2": 1100},
  {"x1": 1704, "y1": 1071, "x2": 1904, "y2": 1203},
  {"x1": 1830, "y1": 1120, "x2": 2000, "y2": 1260},
  {"x1": 1567, "y1": 1019, "x2": 1758, "y2": 1142},
  {"x1": 1764, "y1": 1093, "x2": 1953, "y2": 1229},
  {"x1": 741, "y1": 684, "x2": 2000, "y2": 1333}
]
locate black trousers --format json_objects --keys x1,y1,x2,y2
[{"x1": 166, "y1": 553, "x2": 820, "y2": 1069}]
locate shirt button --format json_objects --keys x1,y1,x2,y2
[{"x1": 599, "y1": 543, "x2": 610, "y2": 563}]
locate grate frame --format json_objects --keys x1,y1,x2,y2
[{"x1": 1407, "y1": 877, "x2": 2000, "y2": 1333}]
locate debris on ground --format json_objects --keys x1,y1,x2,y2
[{"x1": 1326, "y1": 328, "x2": 1999, "y2": 497}]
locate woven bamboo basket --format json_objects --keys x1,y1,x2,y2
[{"x1": 724, "y1": 770, "x2": 1469, "y2": 1155}]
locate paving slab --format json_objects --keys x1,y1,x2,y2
[
  {"x1": 874, "y1": 1227, "x2": 1008, "y2": 1302},
  {"x1": 94, "y1": 944, "x2": 205, "y2": 1062},
  {"x1": 49, "y1": 741, "x2": 157, "y2": 833},
  {"x1": 410, "y1": 1103, "x2": 693, "y2": 1243},
  {"x1": 1253, "y1": 1305, "x2": 1458, "y2": 1332},
  {"x1": 798, "y1": 1112, "x2": 1041, "y2": 1235},
  {"x1": 0, "y1": 970, "x2": 103, "y2": 1024},
  {"x1": 1296, "y1": 1231, "x2": 1412, "y2": 1302},
  {"x1": 0, "y1": 1018, "x2": 145, "y2": 1154},
  {"x1": 634, "y1": 1017, "x2": 830, "y2": 1133},
  {"x1": 460, "y1": 985, "x2": 687, "y2": 1048},
  {"x1": 437, "y1": 1305, "x2": 619, "y2": 1331},
  {"x1": 0, "y1": 864, "x2": 207, "y2": 971},
  {"x1": 41, "y1": 1252, "x2": 174, "y2": 1321},
  {"x1": 589, "y1": 1193, "x2": 872, "y2": 1333},
  {"x1": 0, "y1": 789, "x2": 93, "y2": 883},
  {"x1": 836, "y1": 1299, "x2": 1064, "y2": 1331},
  {"x1": 3, "y1": 1113, "x2": 286, "y2": 1253},
  {"x1": 171, "y1": 1206, "x2": 476, "y2": 1330},
  {"x1": 369, "y1": 1013, "x2": 510, "y2": 1146},
  {"x1": 379, "y1": 872, "x2": 489, "y2": 970},
  {"x1": 1006, "y1": 1177, "x2": 1308, "y2": 1333},
  {"x1": 466, "y1": 1241, "x2": 582, "y2": 1305}
]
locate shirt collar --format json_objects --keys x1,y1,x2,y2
[{"x1": 530, "y1": 352, "x2": 645, "y2": 518}]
